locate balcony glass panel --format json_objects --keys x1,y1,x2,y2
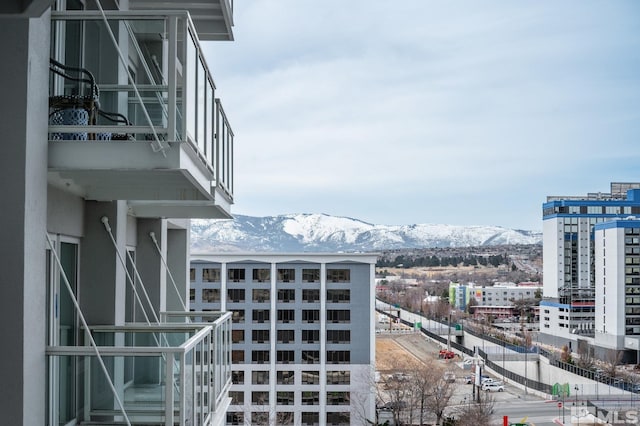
[
  {"x1": 186, "y1": 32, "x2": 198, "y2": 143},
  {"x1": 49, "y1": 11, "x2": 234, "y2": 202},
  {"x1": 47, "y1": 321, "x2": 230, "y2": 425}
]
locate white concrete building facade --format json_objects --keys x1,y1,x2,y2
[
  {"x1": 190, "y1": 253, "x2": 378, "y2": 426},
  {"x1": 540, "y1": 183, "x2": 640, "y2": 353},
  {"x1": 0, "y1": 0, "x2": 236, "y2": 424},
  {"x1": 594, "y1": 219, "x2": 640, "y2": 352}
]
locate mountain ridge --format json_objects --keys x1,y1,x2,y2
[{"x1": 190, "y1": 213, "x2": 542, "y2": 253}]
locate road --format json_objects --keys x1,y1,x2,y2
[{"x1": 378, "y1": 331, "x2": 564, "y2": 425}]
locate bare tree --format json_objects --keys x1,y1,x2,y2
[
  {"x1": 454, "y1": 393, "x2": 495, "y2": 426},
  {"x1": 407, "y1": 359, "x2": 446, "y2": 426},
  {"x1": 378, "y1": 366, "x2": 413, "y2": 426},
  {"x1": 423, "y1": 375, "x2": 456, "y2": 425},
  {"x1": 605, "y1": 349, "x2": 624, "y2": 378},
  {"x1": 350, "y1": 369, "x2": 382, "y2": 426},
  {"x1": 560, "y1": 344, "x2": 572, "y2": 364},
  {"x1": 576, "y1": 339, "x2": 596, "y2": 370}
]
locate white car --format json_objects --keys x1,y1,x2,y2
[{"x1": 482, "y1": 382, "x2": 504, "y2": 392}]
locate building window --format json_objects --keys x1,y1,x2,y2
[
  {"x1": 302, "y1": 329, "x2": 320, "y2": 343},
  {"x1": 278, "y1": 289, "x2": 296, "y2": 303},
  {"x1": 189, "y1": 288, "x2": 195, "y2": 302},
  {"x1": 226, "y1": 412, "x2": 244, "y2": 425},
  {"x1": 231, "y1": 310, "x2": 245, "y2": 323},
  {"x1": 302, "y1": 370, "x2": 320, "y2": 384},
  {"x1": 301, "y1": 391, "x2": 319, "y2": 405},
  {"x1": 327, "y1": 370, "x2": 350, "y2": 384},
  {"x1": 302, "y1": 412, "x2": 320, "y2": 425},
  {"x1": 302, "y1": 269, "x2": 320, "y2": 283},
  {"x1": 277, "y1": 370, "x2": 295, "y2": 385},
  {"x1": 251, "y1": 370, "x2": 269, "y2": 385},
  {"x1": 232, "y1": 370, "x2": 244, "y2": 384},
  {"x1": 276, "y1": 412, "x2": 294, "y2": 425},
  {"x1": 327, "y1": 351, "x2": 350, "y2": 364},
  {"x1": 229, "y1": 391, "x2": 244, "y2": 405},
  {"x1": 252, "y1": 288, "x2": 270, "y2": 303},
  {"x1": 251, "y1": 412, "x2": 269, "y2": 424},
  {"x1": 278, "y1": 268, "x2": 295, "y2": 282},
  {"x1": 278, "y1": 309, "x2": 295, "y2": 323},
  {"x1": 302, "y1": 350, "x2": 320, "y2": 364},
  {"x1": 228, "y1": 289, "x2": 245, "y2": 303},
  {"x1": 327, "y1": 412, "x2": 350, "y2": 425},
  {"x1": 327, "y1": 330, "x2": 350, "y2": 343},
  {"x1": 190, "y1": 268, "x2": 196, "y2": 281},
  {"x1": 252, "y1": 350, "x2": 269, "y2": 364},
  {"x1": 327, "y1": 289, "x2": 350, "y2": 303},
  {"x1": 202, "y1": 288, "x2": 220, "y2": 303},
  {"x1": 231, "y1": 329, "x2": 244, "y2": 344},
  {"x1": 277, "y1": 350, "x2": 295, "y2": 364},
  {"x1": 231, "y1": 350, "x2": 244, "y2": 363},
  {"x1": 327, "y1": 310, "x2": 350, "y2": 323},
  {"x1": 277, "y1": 391, "x2": 294, "y2": 405},
  {"x1": 253, "y1": 268, "x2": 271, "y2": 282},
  {"x1": 252, "y1": 329, "x2": 270, "y2": 343},
  {"x1": 302, "y1": 309, "x2": 320, "y2": 323},
  {"x1": 327, "y1": 391, "x2": 350, "y2": 406},
  {"x1": 251, "y1": 391, "x2": 269, "y2": 405},
  {"x1": 252, "y1": 309, "x2": 270, "y2": 323},
  {"x1": 277, "y1": 329, "x2": 295, "y2": 344},
  {"x1": 202, "y1": 268, "x2": 220, "y2": 282},
  {"x1": 303, "y1": 289, "x2": 320, "y2": 302},
  {"x1": 327, "y1": 269, "x2": 350, "y2": 282},
  {"x1": 228, "y1": 268, "x2": 245, "y2": 282}
]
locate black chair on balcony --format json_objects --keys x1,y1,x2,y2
[{"x1": 49, "y1": 58, "x2": 132, "y2": 140}]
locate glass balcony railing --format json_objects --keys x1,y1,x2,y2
[
  {"x1": 49, "y1": 10, "x2": 234, "y2": 202},
  {"x1": 160, "y1": 310, "x2": 233, "y2": 412},
  {"x1": 46, "y1": 318, "x2": 232, "y2": 425}
]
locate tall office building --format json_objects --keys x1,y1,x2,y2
[
  {"x1": 190, "y1": 254, "x2": 378, "y2": 426},
  {"x1": 540, "y1": 182, "x2": 640, "y2": 351},
  {"x1": 1, "y1": 1, "x2": 236, "y2": 424}
]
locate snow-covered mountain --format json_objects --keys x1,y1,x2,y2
[{"x1": 190, "y1": 214, "x2": 542, "y2": 253}]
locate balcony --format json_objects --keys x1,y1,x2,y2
[
  {"x1": 129, "y1": 0, "x2": 234, "y2": 41},
  {"x1": 46, "y1": 312, "x2": 232, "y2": 425},
  {"x1": 48, "y1": 11, "x2": 234, "y2": 219}
]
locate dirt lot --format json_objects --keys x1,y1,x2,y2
[{"x1": 376, "y1": 333, "x2": 449, "y2": 373}]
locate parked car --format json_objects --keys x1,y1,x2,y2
[
  {"x1": 464, "y1": 375, "x2": 473, "y2": 384},
  {"x1": 444, "y1": 372, "x2": 456, "y2": 383},
  {"x1": 439, "y1": 349, "x2": 456, "y2": 359},
  {"x1": 380, "y1": 400, "x2": 407, "y2": 410},
  {"x1": 482, "y1": 382, "x2": 505, "y2": 392}
]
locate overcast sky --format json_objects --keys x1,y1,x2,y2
[{"x1": 203, "y1": 1, "x2": 640, "y2": 231}]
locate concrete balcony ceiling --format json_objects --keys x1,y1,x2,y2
[
  {"x1": 0, "y1": 0, "x2": 53, "y2": 16},
  {"x1": 129, "y1": 0, "x2": 234, "y2": 41},
  {"x1": 48, "y1": 141, "x2": 233, "y2": 219}
]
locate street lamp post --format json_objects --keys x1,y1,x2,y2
[
  {"x1": 447, "y1": 311, "x2": 452, "y2": 352},
  {"x1": 574, "y1": 385, "x2": 580, "y2": 426}
]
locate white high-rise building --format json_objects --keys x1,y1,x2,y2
[
  {"x1": 0, "y1": 1, "x2": 236, "y2": 424},
  {"x1": 190, "y1": 253, "x2": 378, "y2": 426},
  {"x1": 594, "y1": 219, "x2": 640, "y2": 354},
  {"x1": 540, "y1": 183, "x2": 640, "y2": 352}
]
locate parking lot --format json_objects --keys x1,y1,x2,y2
[{"x1": 376, "y1": 330, "x2": 526, "y2": 423}]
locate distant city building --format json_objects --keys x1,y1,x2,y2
[
  {"x1": 448, "y1": 282, "x2": 542, "y2": 318},
  {"x1": 540, "y1": 182, "x2": 640, "y2": 355},
  {"x1": 374, "y1": 275, "x2": 419, "y2": 286},
  {"x1": 190, "y1": 253, "x2": 378, "y2": 426}
]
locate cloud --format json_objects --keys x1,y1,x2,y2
[{"x1": 203, "y1": 0, "x2": 640, "y2": 229}]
